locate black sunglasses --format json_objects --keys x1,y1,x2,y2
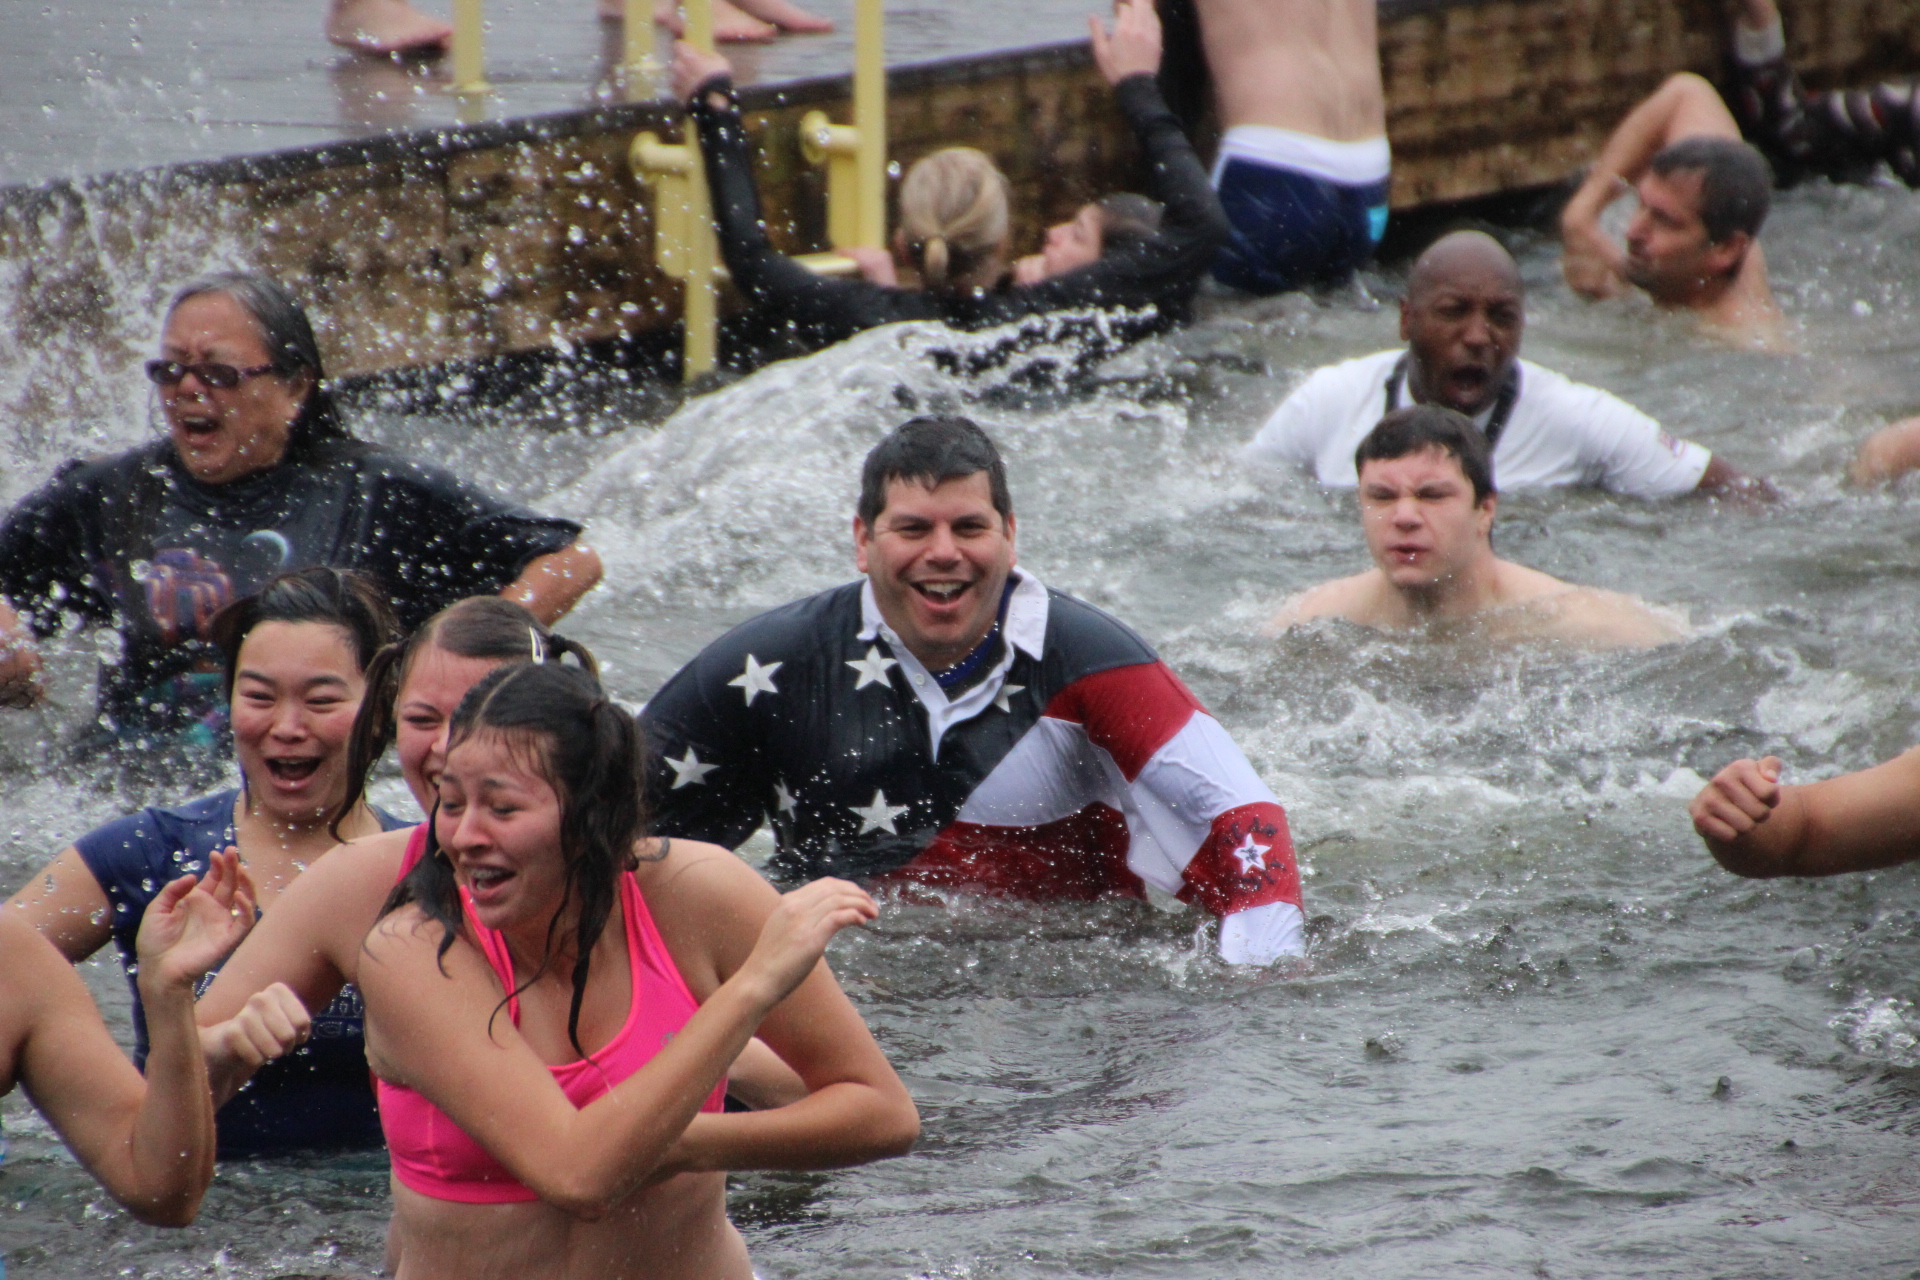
[{"x1": 145, "y1": 359, "x2": 278, "y2": 389}]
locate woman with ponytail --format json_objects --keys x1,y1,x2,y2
[
  {"x1": 669, "y1": 0, "x2": 1229, "y2": 362},
  {"x1": 360, "y1": 662, "x2": 918, "y2": 1279},
  {"x1": 192, "y1": 598, "x2": 605, "y2": 1106}
]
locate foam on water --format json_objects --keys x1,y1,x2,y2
[{"x1": 5, "y1": 183, "x2": 1920, "y2": 1277}]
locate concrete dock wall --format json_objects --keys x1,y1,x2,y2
[{"x1": 3, "y1": 0, "x2": 1916, "y2": 383}]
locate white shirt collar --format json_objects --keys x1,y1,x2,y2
[{"x1": 855, "y1": 567, "x2": 1049, "y2": 760}]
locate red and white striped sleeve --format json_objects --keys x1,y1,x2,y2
[{"x1": 1042, "y1": 662, "x2": 1306, "y2": 963}]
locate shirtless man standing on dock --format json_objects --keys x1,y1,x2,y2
[{"x1": 1160, "y1": 0, "x2": 1389, "y2": 295}]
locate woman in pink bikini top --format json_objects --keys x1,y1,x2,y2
[{"x1": 359, "y1": 661, "x2": 919, "y2": 1280}]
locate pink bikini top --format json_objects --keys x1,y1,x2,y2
[{"x1": 379, "y1": 826, "x2": 723, "y2": 1204}]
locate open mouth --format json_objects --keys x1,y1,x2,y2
[
  {"x1": 1445, "y1": 366, "x2": 1491, "y2": 402},
  {"x1": 467, "y1": 866, "x2": 515, "y2": 894},
  {"x1": 177, "y1": 414, "x2": 221, "y2": 441},
  {"x1": 911, "y1": 580, "x2": 970, "y2": 606},
  {"x1": 264, "y1": 756, "x2": 322, "y2": 783}
]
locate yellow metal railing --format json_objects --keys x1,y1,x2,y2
[
  {"x1": 451, "y1": 0, "x2": 489, "y2": 95},
  {"x1": 630, "y1": 0, "x2": 721, "y2": 381},
  {"x1": 799, "y1": 0, "x2": 887, "y2": 254},
  {"x1": 454, "y1": 0, "x2": 888, "y2": 383},
  {"x1": 623, "y1": 0, "x2": 659, "y2": 84}
]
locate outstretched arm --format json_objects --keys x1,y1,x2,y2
[
  {"x1": 12, "y1": 852, "x2": 257, "y2": 1225},
  {"x1": 1850, "y1": 416, "x2": 1920, "y2": 486},
  {"x1": 503, "y1": 542, "x2": 603, "y2": 625},
  {"x1": 1561, "y1": 73, "x2": 1741, "y2": 298},
  {"x1": 1690, "y1": 748, "x2": 1920, "y2": 877},
  {"x1": 672, "y1": 44, "x2": 924, "y2": 348}
]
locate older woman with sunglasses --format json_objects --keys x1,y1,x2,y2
[{"x1": 0, "y1": 272, "x2": 601, "y2": 755}]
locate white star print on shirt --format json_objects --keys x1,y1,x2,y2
[
  {"x1": 665, "y1": 747, "x2": 717, "y2": 789},
  {"x1": 773, "y1": 780, "x2": 797, "y2": 815},
  {"x1": 727, "y1": 654, "x2": 783, "y2": 705},
  {"x1": 993, "y1": 683, "x2": 1025, "y2": 713},
  {"x1": 845, "y1": 645, "x2": 899, "y2": 690},
  {"x1": 1228, "y1": 833, "x2": 1270, "y2": 874},
  {"x1": 850, "y1": 789, "x2": 910, "y2": 835}
]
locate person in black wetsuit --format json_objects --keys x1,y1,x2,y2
[
  {"x1": 667, "y1": 0, "x2": 1230, "y2": 360},
  {"x1": 1722, "y1": 0, "x2": 1920, "y2": 188},
  {"x1": 6, "y1": 568, "x2": 404, "y2": 1155},
  {"x1": 0, "y1": 272, "x2": 602, "y2": 756}
]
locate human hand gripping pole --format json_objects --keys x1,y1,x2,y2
[
  {"x1": 1089, "y1": 0, "x2": 1162, "y2": 86},
  {"x1": 672, "y1": 41, "x2": 734, "y2": 105}
]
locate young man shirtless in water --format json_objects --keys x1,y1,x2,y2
[
  {"x1": 1267, "y1": 406, "x2": 1684, "y2": 649},
  {"x1": 1160, "y1": 0, "x2": 1388, "y2": 293},
  {"x1": 1560, "y1": 72, "x2": 1789, "y2": 352}
]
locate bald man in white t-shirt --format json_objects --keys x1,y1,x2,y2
[{"x1": 1245, "y1": 232, "x2": 1757, "y2": 498}]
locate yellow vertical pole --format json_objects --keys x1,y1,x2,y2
[
  {"x1": 685, "y1": 0, "x2": 713, "y2": 52},
  {"x1": 623, "y1": 0, "x2": 655, "y2": 83},
  {"x1": 681, "y1": 0, "x2": 718, "y2": 381},
  {"x1": 852, "y1": 0, "x2": 886, "y2": 249},
  {"x1": 452, "y1": 0, "x2": 489, "y2": 94}
]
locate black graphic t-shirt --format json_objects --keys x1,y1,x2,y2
[{"x1": 0, "y1": 438, "x2": 581, "y2": 743}]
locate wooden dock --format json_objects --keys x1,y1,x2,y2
[{"x1": 4, "y1": 0, "x2": 1917, "y2": 383}]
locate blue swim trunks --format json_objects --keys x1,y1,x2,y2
[{"x1": 1210, "y1": 126, "x2": 1391, "y2": 295}]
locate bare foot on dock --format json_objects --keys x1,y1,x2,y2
[
  {"x1": 328, "y1": 0, "x2": 453, "y2": 55},
  {"x1": 599, "y1": 0, "x2": 775, "y2": 42}
]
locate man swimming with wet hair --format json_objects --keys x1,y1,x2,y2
[
  {"x1": 1267, "y1": 405, "x2": 1686, "y2": 649},
  {"x1": 641, "y1": 415, "x2": 1306, "y2": 965},
  {"x1": 1245, "y1": 230, "x2": 1757, "y2": 497},
  {"x1": 1561, "y1": 68, "x2": 1789, "y2": 351},
  {"x1": 1158, "y1": 0, "x2": 1389, "y2": 294}
]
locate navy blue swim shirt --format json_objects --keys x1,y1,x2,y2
[{"x1": 73, "y1": 790, "x2": 409, "y2": 1155}]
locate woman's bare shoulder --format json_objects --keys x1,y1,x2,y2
[
  {"x1": 638, "y1": 837, "x2": 774, "y2": 897},
  {"x1": 1263, "y1": 572, "x2": 1380, "y2": 634}
]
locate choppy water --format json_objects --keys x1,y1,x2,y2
[{"x1": 5, "y1": 179, "x2": 1920, "y2": 1276}]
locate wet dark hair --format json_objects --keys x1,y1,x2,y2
[
  {"x1": 208, "y1": 566, "x2": 397, "y2": 701},
  {"x1": 1355, "y1": 405, "x2": 1497, "y2": 506},
  {"x1": 331, "y1": 595, "x2": 599, "y2": 839},
  {"x1": 857, "y1": 416, "x2": 1013, "y2": 526},
  {"x1": 207, "y1": 567, "x2": 397, "y2": 815},
  {"x1": 381, "y1": 661, "x2": 652, "y2": 1057},
  {"x1": 167, "y1": 272, "x2": 353, "y2": 456},
  {"x1": 1647, "y1": 137, "x2": 1773, "y2": 245},
  {"x1": 1093, "y1": 193, "x2": 1164, "y2": 253}
]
